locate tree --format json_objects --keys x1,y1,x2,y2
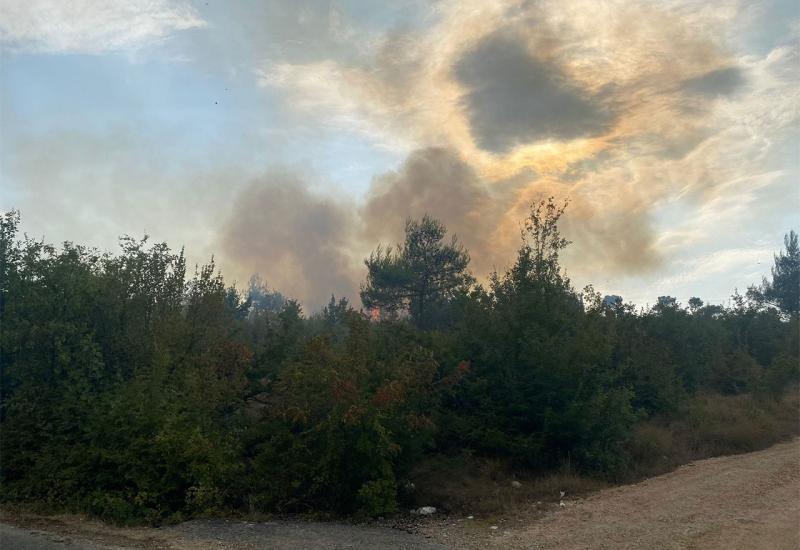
[
  {"x1": 756, "y1": 230, "x2": 799, "y2": 315},
  {"x1": 0, "y1": 210, "x2": 21, "y2": 332},
  {"x1": 441, "y1": 198, "x2": 638, "y2": 472},
  {"x1": 322, "y1": 294, "x2": 350, "y2": 326},
  {"x1": 688, "y1": 297, "x2": 704, "y2": 313},
  {"x1": 516, "y1": 197, "x2": 572, "y2": 286},
  {"x1": 2, "y1": 207, "x2": 798, "y2": 520},
  {"x1": 655, "y1": 296, "x2": 679, "y2": 312},
  {"x1": 247, "y1": 274, "x2": 285, "y2": 315},
  {"x1": 360, "y1": 215, "x2": 472, "y2": 329}
]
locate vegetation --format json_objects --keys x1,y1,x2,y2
[
  {"x1": 361, "y1": 215, "x2": 472, "y2": 329},
  {"x1": 1, "y1": 203, "x2": 797, "y2": 524}
]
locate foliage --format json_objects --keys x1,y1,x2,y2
[
  {"x1": 751, "y1": 230, "x2": 800, "y2": 315},
  {"x1": 439, "y1": 200, "x2": 637, "y2": 473},
  {"x1": 361, "y1": 215, "x2": 472, "y2": 329},
  {"x1": 241, "y1": 316, "x2": 442, "y2": 516},
  {"x1": 0, "y1": 206, "x2": 797, "y2": 523}
]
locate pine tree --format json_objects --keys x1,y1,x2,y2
[{"x1": 360, "y1": 215, "x2": 472, "y2": 328}]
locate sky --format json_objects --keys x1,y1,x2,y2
[{"x1": 1, "y1": 0, "x2": 798, "y2": 310}]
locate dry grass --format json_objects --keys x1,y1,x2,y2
[
  {"x1": 407, "y1": 453, "x2": 607, "y2": 516},
  {"x1": 627, "y1": 391, "x2": 800, "y2": 479},
  {"x1": 410, "y1": 392, "x2": 799, "y2": 516}
]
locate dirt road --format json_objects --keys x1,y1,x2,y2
[
  {"x1": 421, "y1": 438, "x2": 800, "y2": 549},
  {"x1": 2, "y1": 439, "x2": 798, "y2": 549},
  {"x1": 0, "y1": 515, "x2": 449, "y2": 550}
]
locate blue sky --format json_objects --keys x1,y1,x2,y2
[{"x1": 1, "y1": 0, "x2": 798, "y2": 308}]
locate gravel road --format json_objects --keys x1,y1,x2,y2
[
  {"x1": 2, "y1": 438, "x2": 798, "y2": 549},
  {"x1": 421, "y1": 438, "x2": 800, "y2": 549},
  {"x1": 0, "y1": 515, "x2": 448, "y2": 550},
  {"x1": 0, "y1": 522, "x2": 117, "y2": 549}
]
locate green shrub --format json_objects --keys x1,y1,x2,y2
[
  {"x1": 86, "y1": 492, "x2": 149, "y2": 526},
  {"x1": 241, "y1": 318, "x2": 443, "y2": 516},
  {"x1": 1, "y1": 210, "x2": 797, "y2": 522},
  {"x1": 357, "y1": 479, "x2": 398, "y2": 516},
  {"x1": 762, "y1": 353, "x2": 800, "y2": 396}
]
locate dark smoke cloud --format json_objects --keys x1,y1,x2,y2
[
  {"x1": 361, "y1": 147, "x2": 512, "y2": 274},
  {"x1": 220, "y1": 171, "x2": 358, "y2": 309},
  {"x1": 681, "y1": 67, "x2": 746, "y2": 97},
  {"x1": 561, "y1": 200, "x2": 663, "y2": 275},
  {"x1": 362, "y1": 147, "x2": 664, "y2": 280},
  {"x1": 455, "y1": 31, "x2": 614, "y2": 153},
  {"x1": 219, "y1": 148, "x2": 665, "y2": 310}
]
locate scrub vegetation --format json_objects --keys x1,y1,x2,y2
[{"x1": 0, "y1": 202, "x2": 797, "y2": 524}]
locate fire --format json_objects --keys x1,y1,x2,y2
[{"x1": 369, "y1": 307, "x2": 381, "y2": 322}]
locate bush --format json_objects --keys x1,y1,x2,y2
[
  {"x1": 762, "y1": 353, "x2": 800, "y2": 396},
  {"x1": 357, "y1": 479, "x2": 398, "y2": 516},
  {"x1": 680, "y1": 393, "x2": 786, "y2": 454},
  {"x1": 627, "y1": 423, "x2": 675, "y2": 465},
  {"x1": 626, "y1": 392, "x2": 800, "y2": 480},
  {"x1": 86, "y1": 492, "x2": 150, "y2": 526},
  {"x1": 241, "y1": 319, "x2": 443, "y2": 516},
  {"x1": 1, "y1": 210, "x2": 797, "y2": 522}
]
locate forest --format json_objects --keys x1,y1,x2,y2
[{"x1": 0, "y1": 200, "x2": 797, "y2": 524}]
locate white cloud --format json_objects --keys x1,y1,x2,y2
[
  {"x1": 0, "y1": 0, "x2": 206, "y2": 54},
  {"x1": 656, "y1": 247, "x2": 773, "y2": 289}
]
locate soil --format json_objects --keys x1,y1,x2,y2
[{"x1": 418, "y1": 438, "x2": 800, "y2": 549}]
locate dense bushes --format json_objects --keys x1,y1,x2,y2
[
  {"x1": 0, "y1": 207, "x2": 797, "y2": 523},
  {"x1": 240, "y1": 318, "x2": 447, "y2": 515}
]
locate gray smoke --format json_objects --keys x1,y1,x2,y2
[
  {"x1": 361, "y1": 147, "x2": 514, "y2": 275},
  {"x1": 220, "y1": 171, "x2": 359, "y2": 309}
]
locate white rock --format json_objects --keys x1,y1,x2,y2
[
  {"x1": 560, "y1": 490, "x2": 566, "y2": 498},
  {"x1": 511, "y1": 480, "x2": 522, "y2": 488},
  {"x1": 490, "y1": 525, "x2": 499, "y2": 530},
  {"x1": 413, "y1": 506, "x2": 437, "y2": 515},
  {"x1": 559, "y1": 501, "x2": 566, "y2": 507},
  {"x1": 467, "y1": 515, "x2": 474, "y2": 519}
]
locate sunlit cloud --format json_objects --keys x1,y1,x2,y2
[{"x1": 249, "y1": 0, "x2": 799, "y2": 295}]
